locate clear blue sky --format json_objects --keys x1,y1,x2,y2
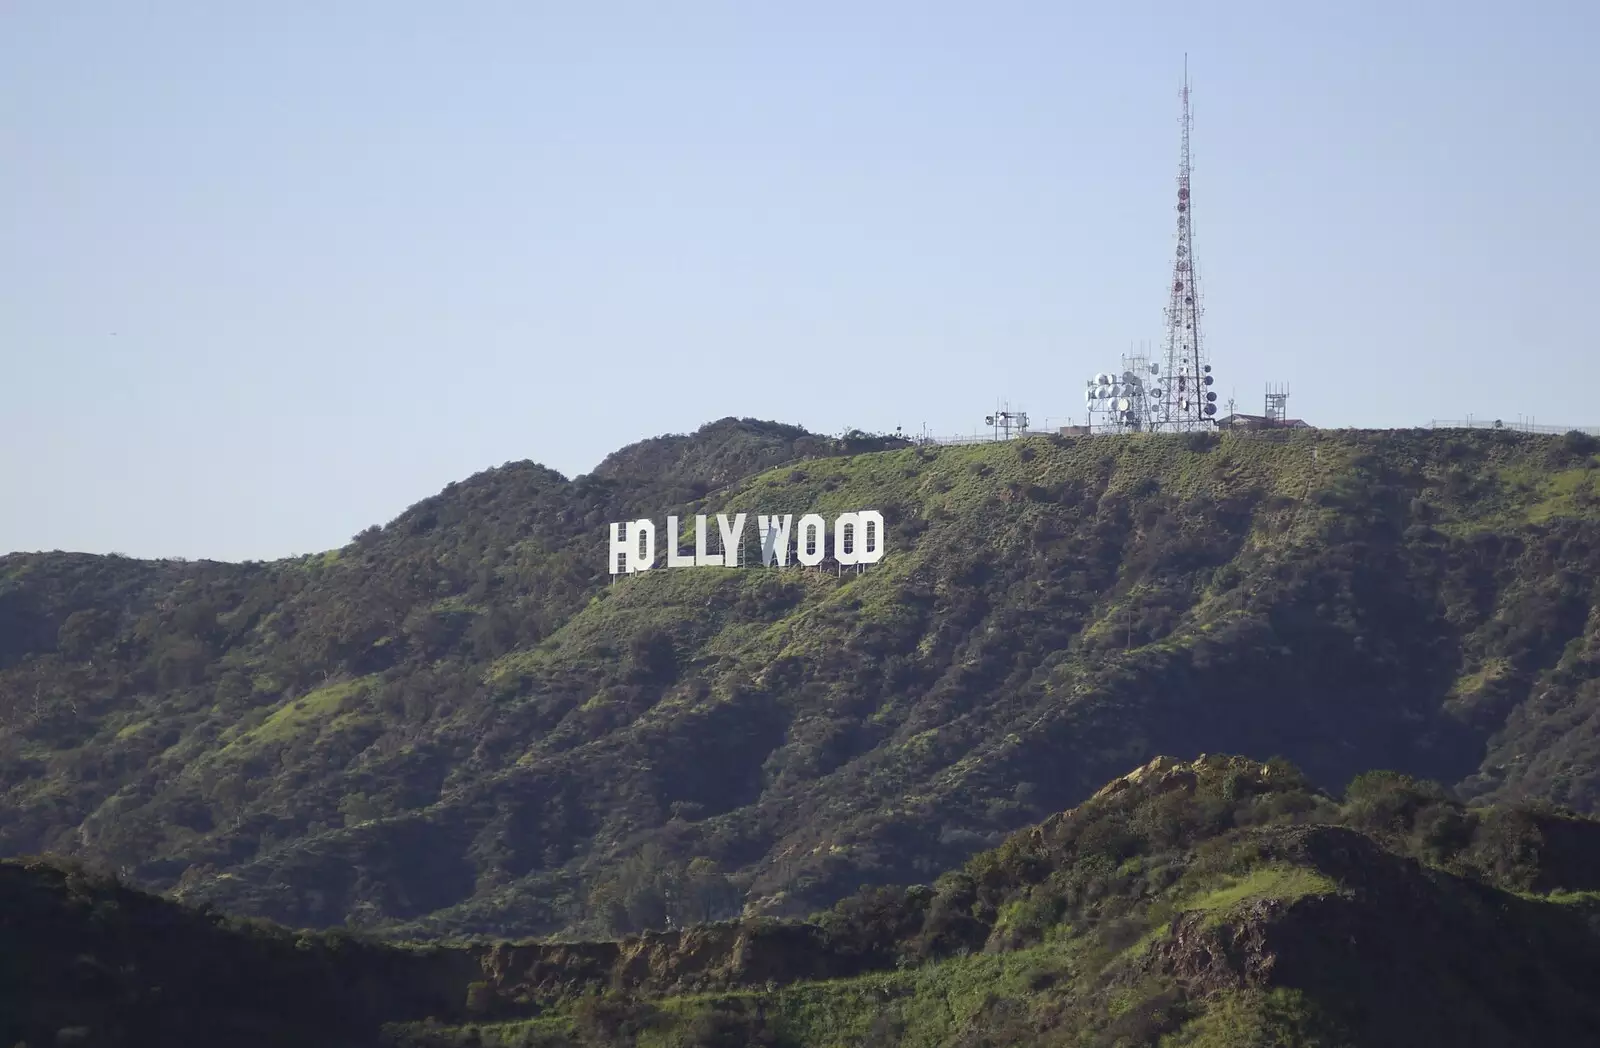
[{"x1": 4, "y1": 1, "x2": 1596, "y2": 561}]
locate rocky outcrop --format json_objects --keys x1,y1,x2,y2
[
  {"x1": 1130, "y1": 825, "x2": 1600, "y2": 1047},
  {"x1": 470, "y1": 918, "x2": 871, "y2": 1005}
]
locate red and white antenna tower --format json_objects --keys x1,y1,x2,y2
[{"x1": 1158, "y1": 55, "x2": 1217, "y2": 431}]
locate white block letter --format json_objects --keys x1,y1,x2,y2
[
  {"x1": 717, "y1": 513, "x2": 747, "y2": 567},
  {"x1": 833, "y1": 512, "x2": 861, "y2": 566},
  {"x1": 838, "y1": 512, "x2": 864, "y2": 566},
  {"x1": 757, "y1": 514, "x2": 792, "y2": 567},
  {"x1": 626, "y1": 519, "x2": 656, "y2": 573},
  {"x1": 695, "y1": 514, "x2": 722, "y2": 567},
  {"x1": 857, "y1": 509, "x2": 885, "y2": 565},
  {"x1": 608, "y1": 521, "x2": 630, "y2": 575},
  {"x1": 795, "y1": 514, "x2": 826, "y2": 566},
  {"x1": 666, "y1": 516, "x2": 694, "y2": 567}
]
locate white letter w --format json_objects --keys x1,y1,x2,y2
[{"x1": 757, "y1": 514, "x2": 792, "y2": 567}]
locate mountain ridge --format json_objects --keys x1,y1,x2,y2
[
  {"x1": 3, "y1": 422, "x2": 1600, "y2": 943},
  {"x1": 8, "y1": 754, "x2": 1600, "y2": 1047}
]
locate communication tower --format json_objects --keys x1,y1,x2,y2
[
  {"x1": 1265, "y1": 384, "x2": 1289, "y2": 424},
  {"x1": 1157, "y1": 56, "x2": 1217, "y2": 431}
]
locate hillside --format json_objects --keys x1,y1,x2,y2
[
  {"x1": 2, "y1": 421, "x2": 1600, "y2": 939},
  {"x1": 8, "y1": 756, "x2": 1600, "y2": 1047},
  {"x1": 0, "y1": 854, "x2": 471, "y2": 1048}
]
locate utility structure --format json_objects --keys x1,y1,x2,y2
[
  {"x1": 1086, "y1": 344, "x2": 1161, "y2": 433},
  {"x1": 1264, "y1": 384, "x2": 1289, "y2": 425},
  {"x1": 1158, "y1": 55, "x2": 1217, "y2": 430},
  {"x1": 985, "y1": 403, "x2": 1030, "y2": 440},
  {"x1": 1080, "y1": 59, "x2": 1218, "y2": 433}
]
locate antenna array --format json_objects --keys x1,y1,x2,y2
[{"x1": 1085, "y1": 345, "x2": 1161, "y2": 433}]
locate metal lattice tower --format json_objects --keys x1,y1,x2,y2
[
  {"x1": 1265, "y1": 384, "x2": 1289, "y2": 423},
  {"x1": 1158, "y1": 56, "x2": 1216, "y2": 431}
]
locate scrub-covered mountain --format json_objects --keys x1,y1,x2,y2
[
  {"x1": 0, "y1": 854, "x2": 474, "y2": 1048},
  {"x1": 412, "y1": 755, "x2": 1600, "y2": 1047},
  {"x1": 2, "y1": 420, "x2": 1600, "y2": 940},
  {"x1": 10, "y1": 757, "x2": 1600, "y2": 1048}
]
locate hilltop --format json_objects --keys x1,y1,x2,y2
[
  {"x1": 2, "y1": 421, "x2": 1600, "y2": 939},
  {"x1": 7, "y1": 756, "x2": 1600, "y2": 1047}
]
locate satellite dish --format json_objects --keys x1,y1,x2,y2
[
  {"x1": 1116, "y1": 397, "x2": 1131, "y2": 412},
  {"x1": 1203, "y1": 375, "x2": 1214, "y2": 386},
  {"x1": 1121, "y1": 371, "x2": 1136, "y2": 384},
  {"x1": 1095, "y1": 373, "x2": 1110, "y2": 385},
  {"x1": 1204, "y1": 403, "x2": 1217, "y2": 415},
  {"x1": 1150, "y1": 363, "x2": 1160, "y2": 374},
  {"x1": 1206, "y1": 391, "x2": 1217, "y2": 402}
]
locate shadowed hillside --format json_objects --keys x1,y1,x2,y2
[
  {"x1": 2, "y1": 422, "x2": 1600, "y2": 940},
  {"x1": 8, "y1": 757, "x2": 1600, "y2": 1047}
]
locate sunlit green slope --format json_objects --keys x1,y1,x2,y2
[{"x1": 2, "y1": 422, "x2": 1599, "y2": 940}]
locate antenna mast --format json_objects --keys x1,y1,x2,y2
[{"x1": 1159, "y1": 55, "x2": 1216, "y2": 430}]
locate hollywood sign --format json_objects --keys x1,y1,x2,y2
[{"x1": 609, "y1": 511, "x2": 885, "y2": 574}]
